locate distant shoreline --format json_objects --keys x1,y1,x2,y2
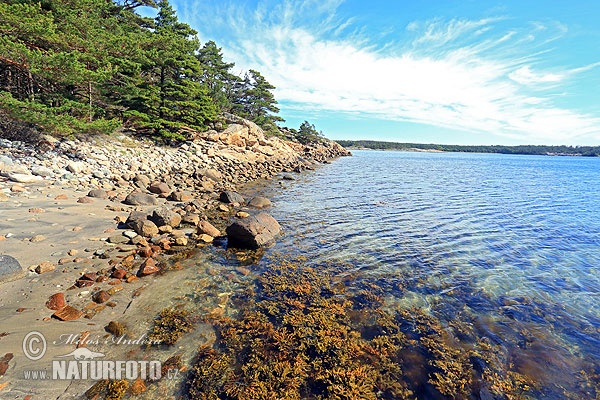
[{"x1": 339, "y1": 140, "x2": 600, "y2": 157}]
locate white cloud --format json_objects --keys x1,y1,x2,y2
[{"x1": 187, "y1": 0, "x2": 600, "y2": 143}]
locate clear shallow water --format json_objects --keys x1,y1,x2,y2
[{"x1": 252, "y1": 150, "x2": 600, "y2": 396}]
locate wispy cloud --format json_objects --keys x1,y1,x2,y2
[{"x1": 184, "y1": 0, "x2": 600, "y2": 143}]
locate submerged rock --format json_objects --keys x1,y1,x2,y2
[{"x1": 226, "y1": 212, "x2": 281, "y2": 249}]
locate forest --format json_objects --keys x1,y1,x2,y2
[
  {"x1": 0, "y1": 0, "x2": 285, "y2": 141},
  {"x1": 337, "y1": 140, "x2": 600, "y2": 157}
]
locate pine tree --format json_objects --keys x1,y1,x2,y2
[
  {"x1": 197, "y1": 40, "x2": 239, "y2": 113},
  {"x1": 233, "y1": 69, "x2": 284, "y2": 136}
]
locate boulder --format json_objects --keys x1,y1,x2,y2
[
  {"x1": 197, "y1": 220, "x2": 221, "y2": 237},
  {"x1": 219, "y1": 190, "x2": 245, "y2": 204},
  {"x1": 88, "y1": 189, "x2": 108, "y2": 199},
  {"x1": 124, "y1": 191, "x2": 158, "y2": 206},
  {"x1": 30, "y1": 165, "x2": 54, "y2": 177},
  {"x1": 0, "y1": 255, "x2": 24, "y2": 283},
  {"x1": 7, "y1": 173, "x2": 44, "y2": 183},
  {"x1": 126, "y1": 211, "x2": 159, "y2": 237},
  {"x1": 150, "y1": 207, "x2": 182, "y2": 228},
  {"x1": 248, "y1": 196, "x2": 272, "y2": 209},
  {"x1": 226, "y1": 212, "x2": 281, "y2": 249},
  {"x1": 149, "y1": 182, "x2": 171, "y2": 195},
  {"x1": 67, "y1": 161, "x2": 86, "y2": 174}
]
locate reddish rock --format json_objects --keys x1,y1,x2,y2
[
  {"x1": 0, "y1": 353, "x2": 14, "y2": 376},
  {"x1": 77, "y1": 197, "x2": 94, "y2": 204},
  {"x1": 130, "y1": 378, "x2": 147, "y2": 395},
  {"x1": 55, "y1": 194, "x2": 69, "y2": 200},
  {"x1": 76, "y1": 272, "x2": 97, "y2": 287},
  {"x1": 111, "y1": 268, "x2": 127, "y2": 279},
  {"x1": 138, "y1": 258, "x2": 159, "y2": 276},
  {"x1": 198, "y1": 220, "x2": 221, "y2": 237},
  {"x1": 92, "y1": 290, "x2": 111, "y2": 304},
  {"x1": 53, "y1": 305, "x2": 83, "y2": 321},
  {"x1": 138, "y1": 247, "x2": 153, "y2": 258},
  {"x1": 46, "y1": 293, "x2": 66, "y2": 310}
]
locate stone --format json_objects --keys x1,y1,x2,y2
[
  {"x1": 30, "y1": 166, "x2": 54, "y2": 177},
  {"x1": 198, "y1": 234, "x2": 214, "y2": 243},
  {"x1": 46, "y1": 293, "x2": 66, "y2": 310},
  {"x1": 28, "y1": 207, "x2": 45, "y2": 213},
  {"x1": 77, "y1": 197, "x2": 93, "y2": 204},
  {"x1": 283, "y1": 175, "x2": 295, "y2": 180},
  {"x1": 149, "y1": 182, "x2": 171, "y2": 195},
  {"x1": 168, "y1": 191, "x2": 192, "y2": 202},
  {"x1": 68, "y1": 249, "x2": 78, "y2": 256},
  {"x1": 35, "y1": 262, "x2": 56, "y2": 274},
  {"x1": 53, "y1": 305, "x2": 83, "y2": 321},
  {"x1": 105, "y1": 321, "x2": 126, "y2": 337},
  {"x1": 226, "y1": 212, "x2": 281, "y2": 249},
  {"x1": 0, "y1": 255, "x2": 24, "y2": 284},
  {"x1": 182, "y1": 213, "x2": 200, "y2": 226},
  {"x1": 92, "y1": 290, "x2": 111, "y2": 304},
  {"x1": 219, "y1": 190, "x2": 245, "y2": 204},
  {"x1": 248, "y1": 196, "x2": 272, "y2": 209},
  {"x1": 126, "y1": 211, "x2": 159, "y2": 237},
  {"x1": 7, "y1": 173, "x2": 44, "y2": 183},
  {"x1": 0, "y1": 353, "x2": 14, "y2": 376},
  {"x1": 123, "y1": 230, "x2": 138, "y2": 239},
  {"x1": 108, "y1": 235, "x2": 129, "y2": 244},
  {"x1": 151, "y1": 207, "x2": 182, "y2": 228},
  {"x1": 218, "y1": 204, "x2": 229, "y2": 212},
  {"x1": 175, "y1": 236, "x2": 188, "y2": 246},
  {"x1": 134, "y1": 174, "x2": 151, "y2": 187},
  {"x1": 202, "y1": 168, "x2": 222, "y2": 182},
  {"x1": 111, "y1": 269, "x2": 127, "y2": 279},
  {"x1": 198, "y1": 220, "x2": 221, "y2": 237},
  {"x1": 236, "y1": 211, "x2": 250, "y2": 218},
  {"x1": 138, "y1": 258, "x2": 159, "y2": 276},
  {"x1": 10, "y1": 184, "x2": 26, "y2": 192},
  {"x1": 124, "y1": 191, "x2": 157, "y2": 206},
  {"x1": 30, "y1": 235, "x2": 46, "y2": 242},
  {"x1": 87, "y1": 189, "x2": 108, "y2": 199},
  {"x1": 55, "y1": 194, "x2": 68, "y2": 200},
  {"x1": 67, "y1": 161, "x2": 86, "y2": 174}
]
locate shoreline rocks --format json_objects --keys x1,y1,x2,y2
[{"x1": 226, "y1": 212, "x2": 282, "y2": 249}]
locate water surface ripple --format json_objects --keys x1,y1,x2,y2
[{"x1": 256, "y1": 150, "x2": 600, "y2": 392}]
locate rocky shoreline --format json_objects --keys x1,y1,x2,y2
[{"x1": 0, "y1": 116, "x2": 349, "y2": 398}]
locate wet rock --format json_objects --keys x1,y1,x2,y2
[
  {"x1": 124, "y1": 191, "x2": 157, "y2": 206},
  {"x1": 0, "y1": 353, "x2": 13, "y2": 376},
  {"x1": 53, "y1": 305, "x2": 83, "y2": 321},
  {"x1": 92, "y1": 290, "x2": 111, "y2": 304},
  {"x1": 219, "y1": 190, "x2": 245, "y2": 204},
  {"x1": 0, "y1": 255, "x2": 24, "y2": 283},
  {"x1": 35, "y1": 262, "x2": 56, "y2": 274},
  {"x1": 248, "y1": 196, "x2": 272, "y2": 209},
  {"x1": 197, "y1": 220, "x2": 220, "y2": 237},
  {"x1": 151, "y1": 207, "x2": 182, "y2": 228},
  {"x1": 236, "y1": 211, "x2": 250, "y2": 218},
  {"x1": 46, "y1": 293, "x2": 66, "y2": 310},
  {"x1": 105, "y1": 321, "x2": 126, "y2": 337},
  {"x1": 138, "y1": 258, "x2": 159, "y2": 276},
  {"x1": 88, "y1": 189, "x2": 108, "y2": 199},
  {"x1": 226, "y1": 212, "x2": 281, "y2": 249},
  {"x1": 198, "y1": 234, "x2": 214, "y2": 243}
]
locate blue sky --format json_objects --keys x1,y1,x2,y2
[{"x1": 151, "y1": 0, "x2": 600, "y2": 145}]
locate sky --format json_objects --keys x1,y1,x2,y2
[{"x1": 152, "y1": 0, "x2": 600, "y2": 145}]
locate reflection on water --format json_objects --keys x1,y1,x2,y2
[{"x1": 241, "y1": 151, "x2": 600, "y2": 398}]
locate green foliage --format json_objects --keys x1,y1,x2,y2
[
  {"x1": 337, "y1": 140, "x2": 600, "y2": 157},
  {"x1": 233, "y1": 69, "x2": 284, "y2": 136},
  {"x1": 296, "y1": 120, "x2": 325, "y2": 144},
  {"x1": 0, "y1": 0, "x2": 284, "y2": 142}
]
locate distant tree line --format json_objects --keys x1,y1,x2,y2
[
  {"x1": 337, "y1": 140, "x2": 600, "y2": 157},
  {"x1": 0, "y1": 0, "x2": 287, "y2": 140}
]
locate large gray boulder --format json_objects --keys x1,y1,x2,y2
[
  {"x1": 124, "y1": 191, "x2": 158, "y2": 206},
  {"x1": 0, "y1": 255, "x2": 25, "y2": 283},
  {"x1": 226, "y1": 212, "x2": 281, "y2": 249}
]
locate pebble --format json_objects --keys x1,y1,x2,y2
[
  {"x1": 53, "y1": 305, "x2": 83, "y2": 321},
  {"x1": 35, "y1": 262, "x2": 56, "y2": 274},
  {"x1": 30, "y1": 235, "x2": 46, "y2": 243}
]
